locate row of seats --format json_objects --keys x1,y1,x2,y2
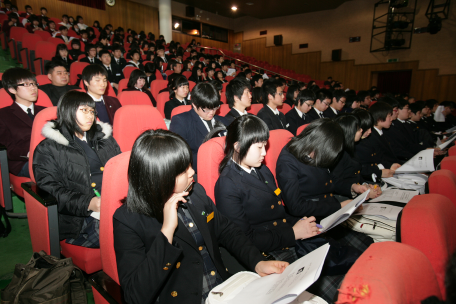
[{"x1": 5, "y1": 103, "x2": 454, "y2": 303}]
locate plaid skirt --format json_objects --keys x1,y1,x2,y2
[{"x1": 65, "y1": 216, "x2": 100, "y2": 248}]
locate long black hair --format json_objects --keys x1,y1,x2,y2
[
  {"x1": 169, "y1": 75, "x2": 189, "y2": 99},
  {"x1": 333, "y1": 113, "x2": 360, "y2": 157},
  {"x1": 353, "y1": 108, "x2": 374, "y2": 134},
  {"x1": 127, "y1": 69, "x2": 147, "y2": 89},
  {"x1": 54, "y1": 90, "x2": 97, "y2": 140},
  {"x1": 219, "y1": 115, "x2": 269, "y2": 173},
  {"x1": 287, "y1": 118, "x2": 343, "y2": 168},
  {"x1": 125, "y1": 129, "x2": 192, "y2": 221}
]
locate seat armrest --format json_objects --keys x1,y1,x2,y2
[
  {"x1": 0, "y1": 145, "x2": 13, "y2": 211},
  {"x1": 21, "y1": 181, "x2": 60, "y2": 257},
  {"x1": 33, "y1": 58, "x2": 43, "y2": 75},
  {"x1": 90, "y1": 271, "x2": 125, "y2": 304}
]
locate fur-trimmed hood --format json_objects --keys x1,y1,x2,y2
[{"x1": 41, "y1": 121, "x2": 113, "y2": 146}]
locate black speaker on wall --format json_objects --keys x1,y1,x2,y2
[
  {"x1": 332, "y1": 49, "x2": 342, "y2": 61},
  {"x1": 274, "y1": 35, "x2": 283, "y2": 46},
  {"x1": 186, "y1": 6, "x2": 195, "y2": 17}
]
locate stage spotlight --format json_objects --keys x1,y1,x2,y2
[{"x1": 231, "y1": 6, "x2": 238, "y2": 11}]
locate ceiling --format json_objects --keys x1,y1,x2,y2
[{"x1": 172, "y1": 0, "x2": 352, "y2": 19}]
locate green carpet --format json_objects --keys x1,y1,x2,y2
[{"x1": 0, "y1": 41, "x2": 95, "y2": 303}]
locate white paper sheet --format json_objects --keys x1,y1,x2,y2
[
  {"x1": 394, "y1": 149, "x2": 435, "y2": 173},
  {"x1": 369, "y1": 189, "x2": 419, "y2": 204},
  {"x1": 319, "y1": 191, "x2": 370, "y2": 233},
  {"x1": 227, "y1": 68, "x2": 237, "y2": 76},
  {"x1": 439, "y1": 132, "x2": 456, "y2": 149},
  {"x1": 382, "y1": 174, "x2": 428, "y2": 194},
  {"x1": 225, "y1": 244, "x2": 330, "y2": 304},
  {"x1": 355, "y1": 203, "x2": 404, "y2": 220},
  {"x1": 445, "y1": 126, "x2": 456, "y2": 133}
]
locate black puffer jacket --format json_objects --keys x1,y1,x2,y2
[{"x1": 33, "y1": 121, "x2": 121, "y2": 240}]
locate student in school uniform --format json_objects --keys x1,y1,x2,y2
[
  {"x1": 323, "y1": 90, "x2": 347, "y2": 118},
  {"x1": 164, "y1": 76, "x2": 190, "y2": 120},
  {"x1": 357, "y1": 91, "x2": 372, "y2": 110},
  {"x1": 169, "y1": 82, "x2": 229, "y2": 172},
  {"x1": 408, "y1": 102, "x2": 436, "y2": 150},
  {"x1": 97, "y1": 50, "x2": 123, "y2": 94},
  {"x1": 285, "y1": 89, "x2": 315, "y2": 136},
  {"x1": 224, "y1": 78, "x2": 251, "y2": 125},
  {"x1": 80, "y1": 44, "x2": 102, "y2": 65},
  {"x1": 52, "y1": 44, "x2": 74, "y2": 71},
  {"x1": 283, "y1": 85, "x2": 299, "y2": 107},
  {"x1": 25, "y1": 16, "x2": 43, "y2": 33},
  {"x1": 113, "y1": 129, "x2": 288, "y2": 304},
  {"x1": 124, "y1": 49, "x2": 145, "y2": 71},
  {"x1": 111, "y1": 45, "x2": 127, "y2": 70},
  {"x1": 122, "y1": 70, "x2": 156, "y2": 107},
  {"x1": 82, "y1": 65, "x2": 121, "y2": 125},
  {"x1": 306, "y1": 89, "x2": 332, "y2": 122},
  {"x1": 355, "y1": 101, "x2": 403, "y2": 175},
  {"x1": 144, "y1": 63, "x2": 157, "y2": 89},
  {"x1": 256, "y1": 79, "x2": 288, "y2": 131}
]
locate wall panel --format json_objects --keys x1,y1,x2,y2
[{"x1": 16, "y1": 0, "x2": 159, "y2": 36}]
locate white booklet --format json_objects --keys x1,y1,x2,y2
[
  {"x1": 394, "y1": 149, "x2": 435, "y2": 173},
  {"x1": 438, "y1": 132, "x2": 456, "y2": 149},
  {"x1": 369, "y1": 189, "x2": 419, "y2": 204},
  {"x1": 207, "y1": 244, "x2": 330, "y2": 304},
  {"x1": 445, "y1": 126, "x2": 456, "y2": 133},
  {"x1": 355, "y1": 203, "x2": 404, "y2": 220},
  {"x1": 319, "y1": 190, "x2": 370, "y2": 233}
]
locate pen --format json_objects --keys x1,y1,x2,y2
[
  {"x1": 93, "y1": 189, "x2": 101, "y2": 197},
  {"x1": 299, "y1": 217, "x2": 323, "y2": 229}
]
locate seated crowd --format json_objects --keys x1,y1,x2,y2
[{"x1": 1, "y1": 7, "x2": 456, "y2": 304}]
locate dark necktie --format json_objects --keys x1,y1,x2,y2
[
  {"x1": 319, "y1": 112, "x2": 324, "y2": 119},
  {"x1": 302, "y1": 114, "x2": 306, "y2": 122},
  {"x1": 204, "y1": 120, "x2": 213, "y2": 131},
  {"x1": 90, "y1": 58, "x2": 94, "y2": 64},
  {"x1": 276, "y1": 113, "x2": 284, "y2": 127},
  {"x1": 27, "y1": 108, "x2": 34, "y2": 121},
  {"x1": 63, "y1": 57, "x2": 67, "y2": 62},
  {"x1": 250, "y1": 169, "x2": 260, "y2": 180}
]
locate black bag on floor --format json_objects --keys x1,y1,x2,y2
[{"x1": 1, "y1": 251, "x2": 87, "y2": 304}]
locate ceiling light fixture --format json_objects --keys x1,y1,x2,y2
[
  {"x1": 174, "y1": 22, "x2": 180, "y2": 29},
  {"x1": 231, "y1": 6, "x2": 238, "y2": 11}
]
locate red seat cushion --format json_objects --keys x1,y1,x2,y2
[
  {"x1": 429, "y1": 169, "x2": 456, "y2": 208},
  {"x1": 197, "y1": 137, "x2": 226, "y2": 203},
  {"x1": 60, "y1": 241, "x2": 102, "y2": 274},
  {"x1": 264, "y1": 129, "x2": 293, "y2": 182},
  {"x1": 441, "y1": 156, "x2": 456, "y2": 176}
]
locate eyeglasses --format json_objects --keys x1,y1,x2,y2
[
  {"x1": 322, "y1": 101, "x2": 330, "y2": 107},
  {"x1": 79, "y1": 108, "x2": 97, "y2": 116},
  {"x1": 304, "y1": 101, "x2": 314, "y2": 107},
  {"x1": 17, "y1": 82, "x2": 39, "y2": 88},
  {"x1": 201, "y1": 106, "x2": 220, "y2": 113},
  {"x1": 274, "y1": 92, "x2": 284, "y2": 97}
]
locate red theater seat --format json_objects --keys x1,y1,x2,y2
[
  {"x1": 156, "y1": 92, "x2": 169, "y2": 118},
  {"x1": 449, "y1": 146, "x2": 456, "y2": 156},
  {"x1": 296, "y1": 123, "x2": 310, "y2": 136},
  {"x1": 246, "y1": 104, "x2": 263, "y2": 115},
  {"x1": 278, "y1": 103, "x2": 292, "y2": 115},
  {"x1": 150, "y1": 79, "x2": 168, "y2": 101},
  {"x1": 19, "y1": 33, "x2": 42, "y2": 71},
  {"x1": 113, "y1": 105, "x2": 166, "y2": 152},
  {"x1": 264, "y1": 129, "x2": 293, "y2": 182},
  {"x1": 182, "y1": 71, "x2": 191, "y2": 79},
  {"x1": 69, "y1": 62, "x2": 89, "y2": 86},
  {"x1": 401, "y1": 194, "x2": 456, "y2": 300},
  {"x1": 429, "y1": 169, "x2": 456, "y2": 208},
  {"x1": 123, "y1": 66, "x2": 138, "y2": 79},
  {"x1": 337, "y1": 242, "x2": 441, "y2": 303},
  {"x1": 217, "y1": 104, "x2": 230, "y2": 116},
  {"x1": 170, "y1": 105, "x2": 191, "y2": 119},
  {"x1": 197, "y1": 137, "x2": 226, "y2": 203},
  {"x1": 441, "y1": 156, "x2": 456, "y2": 176}
]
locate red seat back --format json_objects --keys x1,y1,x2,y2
[
  {"x1": 34, "y1": 41, "x2": 55, "y2": 61},
  {"x1": 9, "y1": 27, "x2": 28, "y2": 41},
  {"x1": 118, "y1": 91, "x2": 153, "y2": 107},
  {"x1": 123, "y1": 66, "x2": 138, "y2": 79},
  {"x1": 113, "y1": 105, "x2": 166, "y2": 152},
  {"x1": 21, "y1": 33, "x2": 43, "y2": 50},
  {"x1": 401, "y1": 194, "x2": 456, "y2": 299},
  {"x1": 117, "y1": 79, "x2": 128, "y2": 93},
  {"x1": 28, "y1": 107, "x2": 58, "y2": 183},
  {"x1": 156, "y1": 92, "x2": 169, "y2": 118},
  {"x1": 246, "y1": 104, "x2": 263, "y2": 115},
  {"x1": 36, "y1": 75, "x2": 52, "y2": 85},
  {"x1": 264, "y1": 129, "x2": 293, "y2": 182},
  {"x1": 188, "y1": 81, "x2": 196, "y2": 92},
  {"x1": 296, "y1": 123, "x2": 310, "y2": 136},
  {"x1": 165, "y1": 70, "x2": 173, "y2": 76},
  {"x1": 222, "y1": 82, "x2": 229, "y2": 92},
  {"x1": 182, "y1": 71, "x2": 191, "y2": 79},
  {"x1": 34, "y1": 30, "x2": 51, "y2": 40},
  {"x1": 449, "y1": 146, "x2": 456, "y2": 157},
  {"x1": 197, "y1": 136, "x2": 226, "y2": 203},
  {"x1": 225, "y1": 76, "x2": 234, "y2": 82},
  {"x1": 217, "y1": 104, "x2": 230, "y2": 116},
  {"x1": 0, "y1": 88, "x2": 53, "y2": 109},
  {"x1": 150, "y1": 79, "x2": 168, "y2": 101},
  {"x1": 278, "y1": 103, "x2": 292, "y2": 115},
  {"x1": 441, "y1": 156, "x2": 456, "y2": 176},
  {"x1": 100, "y1": 151, "x2": 131, "y2": 284},
  {"x1": 337, "y1": 242, "x2": 441, "y2": 303},
  {"x1": 47, "y1": 37, "x2": 63, "y2": 46},
  {"x1": 69, "y1": 62, "x2": 89, "y2": 86},
  {"x1": 170, "y1": 105, "x2": 191, "y2": 119},
  {"x1": 220, "y1": 92, "x2": 226, "y2": 104},
  {"x1": 429, "y1": 169, "x2": 456, "y2": 210}
]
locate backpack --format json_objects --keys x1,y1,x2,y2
[{"x1": 1, "y1": 251, "x2": 87, "y2": 304}]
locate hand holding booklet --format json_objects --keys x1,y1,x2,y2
[
  {"x1": 206, "y1": 244, "x2": 330, "y2": 304},
  {"x1": 394, "y1": 149, "x2": 434, "y2": 173},
  {"x1": 319, "y1": 190, "x2": 370, "y2": 233}
]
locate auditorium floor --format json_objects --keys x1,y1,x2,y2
[{"x1": 0, "y1": 45, "x2": 96, "y2": 303}]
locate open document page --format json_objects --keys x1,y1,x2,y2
[
  {"x1": 369, "y1": 189, "x2": 419, "y2": 204},
  {"x1": 394, "y1": 149, "x2": 434, "y2": 173},
  {"x1": 439, "y1": 132, "x2": 456, "y2": 149},
  {"x1": 445, "y1": 126, "x2": 456, "y2": 133},
  {"x1": 220, "y1": 244, "x2": 330, "y2": 304},
  {"x1": 355, "y1": 203, "x2": 404, "y2": 220},
  {"x1": 319, "y1": 190, "x2": 370, "y2": 233}
]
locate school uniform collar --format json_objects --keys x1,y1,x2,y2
[
  {"x1": 87, "y1": 92, "x2": 104, "y2": 103},
  {"x1": 266, "y1": 104, "x2": 280, "y2": 115},
  {"x1": 374, "y1": 126, "x2": 383, "y2": 136},
  {"x1": 15, "y1": 102, "x2": 34, "y2": 115},
  {"x1": 314, "y1": 107, "x2": 324, "y2": 116},
  {"x1": 233, "y1": 107, "x2": 247, "y2": 116},
  {"x1": 330, "y1": 106, "x2": 338, "y2": 115},
  {"x1": 295, "y1": 107, "x2": 303, "y2": 118}
]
